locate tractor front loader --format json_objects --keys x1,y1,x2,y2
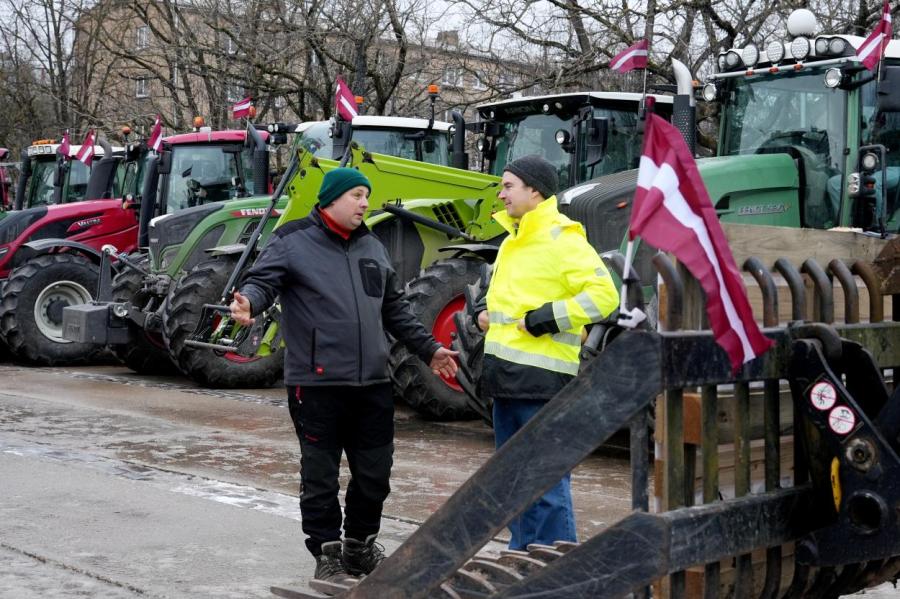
[{"x1": 273, "y1": 227, "x2": 900, "y2": 599}]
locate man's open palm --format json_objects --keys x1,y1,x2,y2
[{"x1": 430, "y1": 346, "x2": 459, "y2": 378}]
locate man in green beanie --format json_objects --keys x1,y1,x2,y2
[{"x1": 230, "y1": 167, "x2": 458, "y2": 582}]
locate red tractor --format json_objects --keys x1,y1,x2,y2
[{"x1": 0, "y1": 125, "x2": 272, "y2": 364}]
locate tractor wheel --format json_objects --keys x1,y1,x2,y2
[
  {"x1": 390, "y1": 258, "x2": 482, "y2": 421},
  {"x1": 0, "y1": 253, "x2": 102, "y2": 365},
  {"x1": 162, "y1": 255, "x2": 284, "y2": 388},
  {"x1": 452, "y1": 272, "x2": 492, "y2": 426},
  {"x1": 110, "y1": 254, "x2": 177, "y2": 375}
]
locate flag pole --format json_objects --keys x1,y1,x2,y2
[{"x1": 620, "y1": 239, "x2": 636, "y2": 309}]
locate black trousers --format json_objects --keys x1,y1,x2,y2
[{"x1": 287, "y1": 383, "x2": 394, "y2": 556}]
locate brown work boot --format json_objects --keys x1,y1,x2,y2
[
  {"x1": 314, "y1": 541, "x2": 352, "y2": 583},
  {"x1": 342, "y1": 534, "x2": 386, "y2": 576}
]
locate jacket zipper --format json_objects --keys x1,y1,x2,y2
[{"x1": 345, "y1": 244, "x2": 363, "y2": 384}]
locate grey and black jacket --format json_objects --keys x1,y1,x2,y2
[{"x1": 239, "y1": 210, "x2": 440, "y2": 386}]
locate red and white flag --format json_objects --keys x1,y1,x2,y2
[
  {"x1": 232, "y1": 96, "x2": 253, "y2": 119},
  {"x1": 75, "y1": 130, "x2": 95, "y2": 167},
  {"x1": 856, "y1": 0, "x2": 892, "y2": 71},
  {"x1": 57, "y1": 130, "x2": 71, "y2": 158},
  {"x1": 335, "y1": 77, "x2": 358, "y2": 121},
  {"x1": 610, "y1": 39, "x2": 649, "y2": 73},
  {"x1": 628, "y1": 113, "x2": 773, "y2": 371},
  {"x1": 147, "y1": 114, "x2": 163, "y2": 152}
]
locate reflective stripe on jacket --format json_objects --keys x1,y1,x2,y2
[{"x1": 485, "y1": 196, "x2": 619, "y2": 376}]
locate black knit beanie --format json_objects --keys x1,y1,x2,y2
[{"x1": 503, "y1": 155, "x2": 559, "y2": 200}]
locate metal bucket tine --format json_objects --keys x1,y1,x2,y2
[
  {"x1": 653, "y1": 253, "x2": 684, "y2": 331},
  {"x1": 827, "y1": 259, "x2": 859, "y2": 324},
  {"x1": 774, "y1": 259, "x2": 807, "y2": 321},
  {"x1": 744, "y1": 257, "x2": 779, "y2": 327},
  {"x1": 851, "y1": 260, "x2": 884, "y2": 323},
  {"x1": 801, "y1": 258, "x2": 834, "y2": 323}
]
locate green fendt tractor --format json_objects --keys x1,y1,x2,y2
[
  {"x1": 455, "y1": 8, "x2": 900, "y2": 424},
  {"x1": 62, "y1": 113, "x2": 489, "y2": 385}
]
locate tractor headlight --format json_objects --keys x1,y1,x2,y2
[
  {"x1": 724, "y1": 50, "x2": 741, "y2": 69},
  {"x1": 702, "y1": 82, "x2": 718, "y2": 102},
  {"x1": 767, "y1": 40, "x2": 786, "y2": 63},
  {"x1": 824, "y1": 68, "x2": 843, "y2": 88},
  {"x1": 717, "y1": 53, "x2": 727, "y2": 71},
  {"x1": 555, "y1": 129, "x2": 571, "y2": 145},
  {"x1": 848, "y1": 172, "x2": 861, "y2": 195},
  {"x1": 791, "y1": 36, "x2": 811, "y2": 61},
  {"x1": 741, "y1": 44, "x2": 759, "y2": 68},
  {"x1": 815, "y1": 38, "x2": 829, "y2": 55},
  {"x1": 829, "y1": 37, "x2": 848, "y2": 55},
  {"x1": 862, "y1": 152, "x2": 879, "y2": 171},
  {"x1": 476, "y1": 138, "x2": 487, "y2": 152}
]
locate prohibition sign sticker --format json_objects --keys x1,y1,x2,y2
[
  {"x1": 828, "y1": 406, "x2": 857, "y2": 435},
  {"x1": 809, "y1": 381, "x2": 837, "y2": 411}
]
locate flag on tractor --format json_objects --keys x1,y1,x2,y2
[
  {"x1": 335, "y1": 77, "x2": 358, "y2": 121},
  {"x1": 857, "y1": 0, "x2": 892, "y2": 71},
  {"x1": 628, "y1": 113, "x2": 773, "y2": 372},
  {"x1": 75, "y1": 130, "x2": 95, "y2": 167},
  {"x1": 58, "y1": 130, "x2": 71, "y2": 158},
  {"x1": 232, "y1": 97, "x2": 253, "y2": 119},
  {"x1": 610, "y1": 39, "x2": 649, "y2": 73},
  {"x1": 147, "y1": 114, "x2": 163, "y2": 152}
]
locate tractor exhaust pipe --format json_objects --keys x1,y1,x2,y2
[
  {"x1": 450, "y1": 111, "x2": 468, "y2": 170},
  {"x1": 85, "y1": 136, "x2": 118, "y2": 200},
  {"x1": 672, "y1": 58, "x2": 696, "y2": 156}
]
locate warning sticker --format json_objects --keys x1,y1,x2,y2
[
  {"x1": 828, "y1": 406, "x2": 857, "y2": 435},
  {"x1": 809, "y1": 381, "x2": 837, "y2": 411}
]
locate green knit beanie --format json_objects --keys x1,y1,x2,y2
[{"x1": 317, "y1": 168, "x2": 371, "y2": 208}]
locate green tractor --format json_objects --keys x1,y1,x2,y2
[
  {"x1": 455, "y1": 8, "x2": 900, "y2": 423},
  {"x1": 62, "y1": 113, "x2": 488, "y2": 385}
]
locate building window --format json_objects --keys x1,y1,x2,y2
[
  {"x1": 225, "y1": 36, "x2": 238, "y2": 55},
  {"x1": 441, "y1": 66, "x2": 463, "y2": 88},
  {"x1": 499, "y1": 72, "x2": 516, "y2": 90},
  {"x1": 136, "y1": 77, "x2": 149, "y2": 98},
  {"x1": 472, "y1": 71, "x2": 487, "y2": 91},
  {"x1": 136, "y1": 26, "x2": 149, "y2": 50}
]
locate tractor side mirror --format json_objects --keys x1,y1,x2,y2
[
  {"x1": 585, "y1": 116, "x2": 610, "y2": 167},
  {"x1": 157, "y1": 150, "x2": 172, "y2": 174}
]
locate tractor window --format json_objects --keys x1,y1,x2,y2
[
  {"x1": 162, "y1": 145, "x2": 244, "y2": 214},
  {"x1": 26, "y1": 158, "x2": 58, "y2": 207},
  {"x1": 721, "y1": 70, "x2": 847, "y2": 229},
  {"x1": 298, "y1": 122, "x2": 333, "y2": 157},
  {"x1": 121, "y1": 152, "x2": 153, "y2": 199},
  {"x1": 491, "y1": 113, "x2": 572, "y2": 187},
  {"x1": 62, "y1": 160, "x2": 91, "y2": 203},
  {"x1": 861, "y1": 80, "x2": 900, "y2": 226},
  {"x1": 578, "y1": 108, "x2": 642, "y2": 181},
  {"x1": 352, "y1": 128, "x2": 450, "y2": 166}
]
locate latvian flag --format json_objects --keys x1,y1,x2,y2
[
  {"x1": 610, "y1": 39, "x2": 649, "y2": 73},
  {"x1": 628, "y1": 113, "x2": 773, "y2": 372},
  {"x1": 232, "y1": 97, "x2": 253, "y2": 120},
  {"x1": 856, "y1": 0, "x2": 892, "y2": 71},
  {"x1": 75, "y1": 129, "x2": 95, "y2": 167},
  {"x1": 335, "y1": 77, "x2": 358, "y2": 121},
  {"x1": 147, "y1": 114, "x2": 163, "y2": 152}
]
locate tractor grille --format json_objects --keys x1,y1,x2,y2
[{"x1": 432, "y1": 203, "x2": 466, "y2": 234}]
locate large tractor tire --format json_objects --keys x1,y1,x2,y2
[
  {"x1": 0, "y1": 253, "x2": 102, "y2": 365},
  {"x1": 162, "y1": 255, "x2": 284, "y2": 388},
  {"x1": 110, "y1": 254, "x2": 178, "y2": 375},
  {"x1": 390, "y1": 258, "x2": 482, "y2": 421}
]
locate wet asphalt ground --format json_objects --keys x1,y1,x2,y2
[{"x1": 0, "y1": 362, "x2": 896, "y2": 598}]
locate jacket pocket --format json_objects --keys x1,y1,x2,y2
[
  {"x1": 310, "y1": 320, "x2": 358, "y2": 380},
  {"x1": 358, "y1": 258, "x2": 384, "y2": 297}
]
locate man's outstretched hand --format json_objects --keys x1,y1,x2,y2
[
  {"x1": 430, "y1": 346, "x2": 459, "y2": 378},
  {"x1": 229, "y1": 291, "x2": 254, "y2": 326}
]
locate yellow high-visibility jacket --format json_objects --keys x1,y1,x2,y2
[{"x1": 485, "y1": 196, "x2": 620, "y2": 377}]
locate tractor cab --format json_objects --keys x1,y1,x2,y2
[
  {"x1": 473, "y1": 92, "x2": 674, "y2": 189},
  {"x1": 15, "y1": 140, "x2": 124, "y2": 210},
  {"x1": 297, "y1": 117, "x2": 454, "y2": 166},
  {"x1": 702, "y1": 9, "x2": 900, "y2": 235}
]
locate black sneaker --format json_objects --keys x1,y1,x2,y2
[
  {"x1": 343, "y1": 534, "x2": 386, "y2": 576},
  {"x1": 314, "y1": 541, "x2": 351, "y2": 583}
]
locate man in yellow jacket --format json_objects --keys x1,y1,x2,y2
[{"x1": 478, "y1": 154, "x2": 619, "y2": 550}]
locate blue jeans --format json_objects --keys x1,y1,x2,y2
[{"x1": 493, "y1": 397, "x2": 577, "y2": 551}]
